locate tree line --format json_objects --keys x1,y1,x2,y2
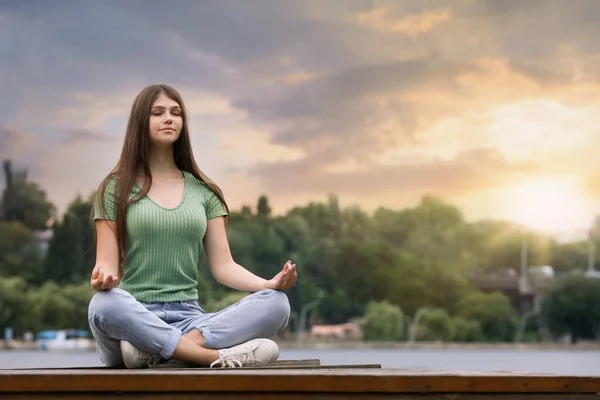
[{"x1": 1, "y1": 159, "x2": 600, "y2": 343}]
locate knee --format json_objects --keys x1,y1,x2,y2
[
  {"x1": 88, "y1": 288, "x2": 130, "y2": 326},
  {"x1": 258, "y1": 289, "x2": 290, "y2": 327}
]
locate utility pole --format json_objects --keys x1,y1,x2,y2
[
  {"x1": 521, "y1": 238, "x2": 528, "y2": 278},
  {"x1": 589, "y1": 240, "x2": 596, "y2": 273},
  {"x1": 519, "y1": 236, "x2": 531, "y2": 295}
]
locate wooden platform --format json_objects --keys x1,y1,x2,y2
[{"x1": 2, "y1": 359, "x2": 600, "y2": 399}]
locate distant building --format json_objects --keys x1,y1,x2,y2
[
  {"x1": 472, "y1": 265, "x2": 555, "y2": 314},
  {"x1": 310, "y1": 323, "x2": 363, "y2": 341}
]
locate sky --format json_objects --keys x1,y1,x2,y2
[{"x1": 2, "y1": 0, "x2": 600, "y2": 240}]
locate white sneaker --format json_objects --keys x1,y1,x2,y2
[
  {"x1": 120, "y1": 340, "x2": 161, "y2": 369},
  {"x1": 210, "y1": 338, "x2": 279, "y2": 368}
]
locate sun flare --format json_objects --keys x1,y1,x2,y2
[{"x1": 499, "y1": 177, "x2": 595, "y2": 235}]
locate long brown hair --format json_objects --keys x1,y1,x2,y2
[{"x1": 92, "y1": 84, "x2": 229, "y2": 277}]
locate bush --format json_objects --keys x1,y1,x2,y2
[
  {"x1": 361, "y1": 300, "x2": 404, "y2": 341},
  {"x1": 451, "y1": 317, "x2": 485, "y2": 342}
]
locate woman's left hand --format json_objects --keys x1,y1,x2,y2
[{"x1": 265, "y1": 260, "x2": 297, "y2": 291}]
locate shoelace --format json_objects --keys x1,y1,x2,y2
[
  {"x1": 210, "y1": 350, "x2": 258, "y2": 368},
  {"x1": 210, "y1": 357, "x2": 243, "y2": 368},
  {"x1": 134, "y1": 350, "x2": 159, "y2": 368},
  {"x1": 146, "y1": 355, "x2": 160, "y2": 368}
]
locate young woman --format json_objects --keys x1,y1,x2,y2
[{"x1": 88, "y1": 84, "x2": 296, "y2": 369}]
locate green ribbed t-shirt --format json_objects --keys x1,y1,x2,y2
[{"x1": 93, "y1": 170, "x2": 228, "y2": 302}]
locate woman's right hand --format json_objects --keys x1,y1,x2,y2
[{"x1": 90, "y1": 265, "x2": 119, "y2": 291}]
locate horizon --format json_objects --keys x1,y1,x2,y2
[{"x1": 2, "y1": 1, "x2": 600, "y2": 241}]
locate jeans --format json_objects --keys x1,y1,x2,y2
[{"x1": 88, "y1": 288, "x2": 291, "y2": 367}]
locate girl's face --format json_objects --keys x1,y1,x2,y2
[{"x1": 148, "y1": 93, "x2": 183, "y2": 146}]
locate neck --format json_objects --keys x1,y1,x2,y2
[{"x1": 145, "y1": 145, "x2": 179, "y2": 178}]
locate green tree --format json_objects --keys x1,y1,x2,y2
[
  {"x1": 0, "y1": 221, "x2": 43, "y2": 283},
  {"x1": 27, "y1": 282, "x2": 94, "y2": 332},
  {"x1": 1, "y1": 159, "x2": 55, "y2": 230},
  {"x1": 456, "y1": 291, "x2": 518, "y2": 342},
  {"x1": 384, "y1": 251, "x2": 430, "y2": 316},
  {"x1": 256, "y1": 195, "x2": 272, "y2": 220},
  {"x1": 416, "y1": 308, "x2": 454, "y2": 341},
  {"x1": 381, "y1": 197, "x2": 477, "y2": 314},
  {"x1": 541, "y1": 274, "x2": 600, "y2": 341},
  {"x1": 0, "y1": 277, "x2": 30, "y2": 335},
  {"x1": 471, "y1": 220, "x2": 554, "y2": 273},
  {"x1": 550, "y1": 240, "x2": 589, "y2": 272},
  {"x1": 361, "y1": 300, "x2": 404, "y2": 341},
  {"x1": 451, "y1": 317, "x2": 485, "y2": 342},
  {"x1": 42, "y1": 194, "x2": 95, "y2": 283}
]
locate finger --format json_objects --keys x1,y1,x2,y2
[
  {"x1": 106, "y1": 275, "x2": 116, "y2": 289},
  {"x1": 99, "y1": 277, "x2": 108, "y2": 290},
  {"x1": 92, "y1": 279, "x2": 103, "y2": 291},
  {"x1": 107, "y1": 274, "x2": 117, "y2": 289},
  {"x1": 285, "y1": 264, "x2": 296, "y2": 285},
  {"x1": 105, "y1": 278, "x2": 116, "y2": 290},
  {"x1": 277, "y1": 272, "x2": 287, "y2": 288},
  {"x1": 101, "y1": 274, "x2": 113, "y2": 290},
  {"x1": 92, "y1": 265, "x2": 100, "y2": 279},
  {"x1": 288, "y1": 265, "x2": 297, "y2": 288},
  {"x1": 282, "y1": 268, "x2": 294, "y2": 289}
]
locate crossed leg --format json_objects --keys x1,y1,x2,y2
[
  {"x1": 88, "y1": 288, "x2": 290, "y2": 367},
  {"x1": 88, "y1": 288, "x2": 218, "y2": 367},
  {"x1": 176, "y1": 289, "x2": 291, "y2": 350}
]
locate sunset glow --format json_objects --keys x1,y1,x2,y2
[
  {"x1": 2, "y1": 2, "x2": 600, "y2": 238},
  {"x1": 499, "y1": 178, "x2": 595, "y2": 235}
]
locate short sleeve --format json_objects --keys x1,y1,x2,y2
[
  {"x1": 205, "y1": 189, "x2": 229, "y2": 220},
  {"x1": 93, "y1": 177, "x2": 118, "y2": 221}
]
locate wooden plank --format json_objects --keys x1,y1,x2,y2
[
  {"x1": 274, "y1": 359, "x2": 322, "y2": 366},
  {"x1": 2, "y1": 394, "x2": 600, "y2": 400},
  {"x1": 1, "y1": 368, "x2": 600, "y2": 394},
  {"x1": 152, "y1": 363, "x2": 382, "y2": 370},
  {"x1": 7, "y1": 361, "x2": 381, "y2": 371},
  {"x1": 153, "y1": 358, "x2": 324, "y2": 369},
  {"x1": 5, "y1": 359, "x2": 327, "y2": 370}
]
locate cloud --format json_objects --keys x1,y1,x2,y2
[
  {"x1": 0, "y1": 124, "x2": 35, "y2": 159},
  {"x1": 249, "y1": 147, "x2": 538, "y2": 198},
  {"x1": 58, "y1": 129, "x2": 121, "y2": 145},
  {"x1": 3, "y1": 0, "x2": 600, "y2": 232},
  {"x1": 235, "y1": 55, "x2": 479, "y2": 164},
  {"x1": 356, "y1": 7, "x2": 450, "y2": 36}
]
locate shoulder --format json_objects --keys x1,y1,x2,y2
[
  {"x1": 183, "y1": 171, "x2": 216, "y2": 198},
  {"x1": 183, "y1": 171, "x2": 228, "y2": 218},
  {"x1": 105, "y1": 174, "x2": 118, "y2": 191},
  {"x1": 94, "y1": 174, "x2": 119, "y2": 220},
  {"x1": 96, "y1": 173, "x2": 135, "y2": 204},
  {"x1": 95, "y1": 174, "x2": 117, "y2": 200}
]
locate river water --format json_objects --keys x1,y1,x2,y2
[{"x1": 1, "y1": 348, "x2": 599, "y2": 375}]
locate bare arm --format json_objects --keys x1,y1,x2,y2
[
  {"x1": 203, "y1": 217, "x2": 268, "y2": 292},
  {"x1": 90, "y1": 220, "x2": 120, "y2": 291}
]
